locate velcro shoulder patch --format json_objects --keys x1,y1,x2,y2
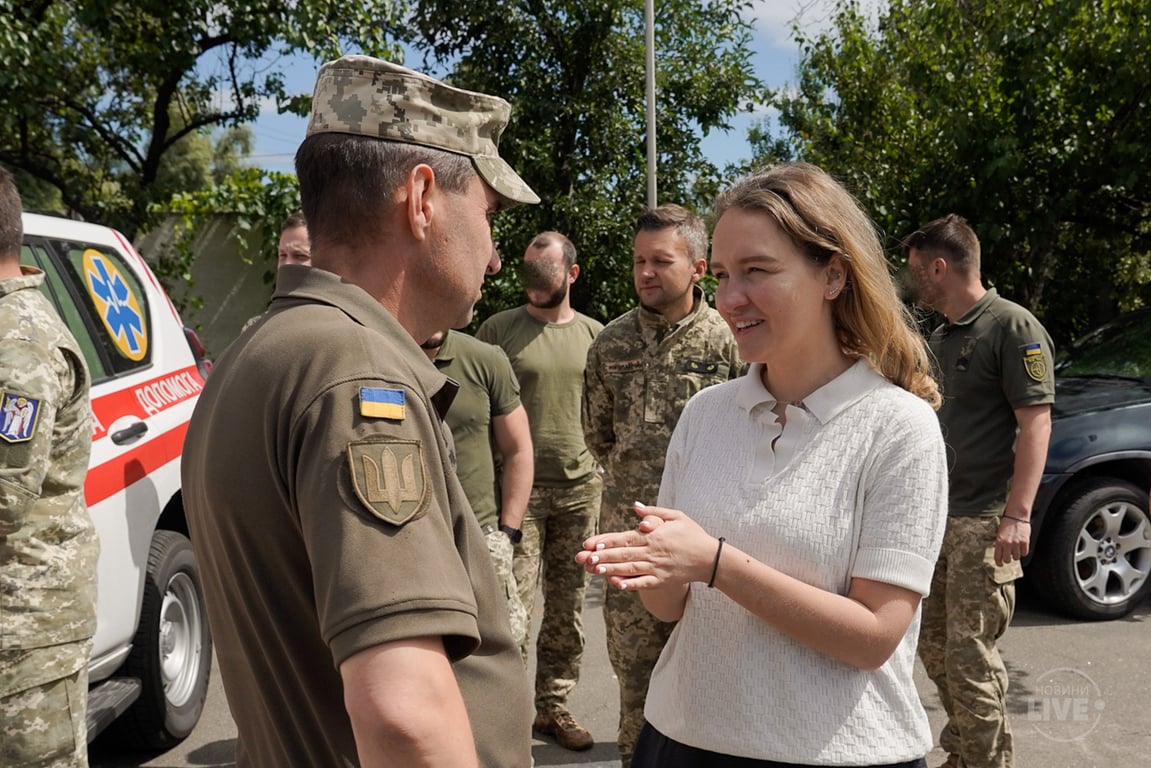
[
  {"x1": 1021, "y1": 343, "x2": 1048, "y2": 381},
  {"x1": 347, "y1": 438, "x2": 427, "y2": 525},
  {"x1": 0, "y1": 391, "x2": 41, "y2": 443},
  {"x1": 360, "y1": 386, "x2": 406, "y2": 420},
  {"x1": 681, "y1": 359, "x2": 719, "y2": 375}
]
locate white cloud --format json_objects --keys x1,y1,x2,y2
[{"x1": 748, "y1": 0, "x2": 887, "y2": 48}]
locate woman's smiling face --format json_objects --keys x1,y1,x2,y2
[{"x1": 710, "y1": 207, "x2": 838, "y2": 367}]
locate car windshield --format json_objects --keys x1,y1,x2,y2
[{"x1": 1055, "y1": 310, "x2": 1151, "y2": 378}]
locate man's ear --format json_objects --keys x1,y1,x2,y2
[
  {"x1": 690, "y1": 257, "x2": 707, "y2": 283},
  {"x1": 404, "y1": 164, "x2": 437, "y2": 241},
  {"x1": 568, "y1": 263, "x2": 580, "y2": 283}
]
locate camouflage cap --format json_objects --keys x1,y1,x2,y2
[{"x1": 307, "y1": 55, "x2": 540, "y2": 207}]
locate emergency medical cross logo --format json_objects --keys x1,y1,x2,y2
[
  {"x1": 347, "y1": 439, "x2": 427, "y2": 525},
  {"x1": 82, "y1": 249, "x2": 148, "y2": 362},
  {"x1": 1023, "y1": 342, "x2": 1048, "y2": 382},
  {"x1": 0, "y1": 391, "x2": 41, "y2": 443}
]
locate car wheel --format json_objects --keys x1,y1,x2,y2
[
  {"x1": 112, "y1": 530, "x2": 212, "y2": 748},
  {"x1": 1034, "y1": 478, "x2": 1151, "y2": 620}
]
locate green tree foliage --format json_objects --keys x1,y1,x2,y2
[
  {"x1": 150, "y1": 168, "x2": 300, "y2": 312},
  {"x1": 756, "y1": 0, "x2": 1151, "y2": 344},
  {"x1": 0, "y1": 0, "x2": 403, "y2": 238},
  {"x1": 406, "y1": 0, "x2": 761, "y2": 322}
]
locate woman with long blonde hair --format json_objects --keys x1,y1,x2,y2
[{"x1": 578, "y1": 163, "x2": 946, "y2": 767}]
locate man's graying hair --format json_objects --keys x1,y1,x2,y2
[
  {"x1": 295, "y1": 133, "x2": 475, "y2": 251},
  {"x1": 634, "y1": 204, "x2": 708, "y2": 263},
  {"x1": 0, "y1": 168, "x2": 23, "y2": 258}
]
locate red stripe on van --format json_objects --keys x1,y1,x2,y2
[
  {"x1": 84, "y1": 422, "x2": 189, "y2": 507},
  {"x1": 90, "y1": 366, "x2": 204, "y2": 440}
]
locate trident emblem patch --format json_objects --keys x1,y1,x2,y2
[{"x1": 347, "y1": 439, "x2": 427, "y2": 525}]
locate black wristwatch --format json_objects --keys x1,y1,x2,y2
[{"x1": 499, "y1": 524, "x2": 523, "y2": 545}]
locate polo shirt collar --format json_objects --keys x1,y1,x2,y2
[
  {"x1": 272, "y1": 266, "x2": 457, "y2": 418},
  {"x1": 950, "y1": 287, "x2": 999, "y2": 327},
  {"x1": 735, "y1": 358, "x2": 885, "y2": 425}
]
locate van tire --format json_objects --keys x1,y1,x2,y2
[{"x1": 111, "y1": 530, "x2": 212, "y2": 749}]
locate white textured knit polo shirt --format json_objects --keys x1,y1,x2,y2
[{"x1": 645, "y1": 359, "x2": 947, "y2": 764}]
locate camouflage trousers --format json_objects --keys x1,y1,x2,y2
[
  {"x1": 600, "y1": 491, "x2": 675, "y2": 767},
  {"x1": 485, "y1": 526, "x2": 530, "y2": 650},
  {"x1": 919, "y1": 516, "x2": 1021, "y2": 768},
  {"x1": 0, "y1": 641, "x2": 92, "y2": 768},
  {"x1": 515, "y1": 475, "x2": 601, "y2": 714}
]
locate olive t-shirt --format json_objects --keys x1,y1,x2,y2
[
  {"x1": 478, "y1": 306, "x2": 603, "y2": 487},
  {"x1": 930, "y1": 288, "x2": 1055, "y2": 517},
  {"x1": 183, "y1": 267, "x2": 532, "y2": 768},
  {"x1": 433, "y1": 330, "x2": 521, "y2": 529}
]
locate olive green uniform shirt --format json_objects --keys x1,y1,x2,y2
[
  {"x1": 930, "y1": 288, "x2": 1055, "y2": 517},
  {"x1": 478, "y1": 306, "x2": 603, "y2": 487},
  {"x1": 583, "y1": 288, "x2": 744, "y2": 520},
  {"x1": 433, "y1": 330, "x2": 521, "y2": 530},
  {"x1": 183, "y1": 266, "x2": 532, "y2": 768},
  {"x1": 0, "y1": 269, "x2": 96, "y2": 695}
]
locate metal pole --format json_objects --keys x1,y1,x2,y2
[{"x1": 645, "y1": 0, "x2": 657, "y2": 208}]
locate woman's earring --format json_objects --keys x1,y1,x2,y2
[{"x1": 826, "y1": 286, "x2": 841, "y2": 298}]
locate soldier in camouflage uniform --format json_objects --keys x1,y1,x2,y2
[
  {"x1": 906, "y1": 215, "x2": 1054, "y2": 768},
  {"x1": 422, "y1": 329, "x2": 533, "y2": 648},
  {"x1": 582, "y1": 204, "x2": 743, "y2": 766},
  {"x1": 0, "y1": 169, "x2": 98, "y2": 767}
]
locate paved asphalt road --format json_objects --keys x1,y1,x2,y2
[{"x1": 89, "y1": 577, "x2": 1151, "y2": 768}]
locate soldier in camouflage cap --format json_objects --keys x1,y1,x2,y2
[
  {"x1": 308, "y1": 55, "x2": 538, "y2": 207},
  {"x1": 183, "y1": 57, "x2": 536, "y2": 766},
  {"x1": 0, "y1": 168, "x2": 98, "y2": 767},
  {"x1": 582, "y1": 204, "x2": 743, "y2": 766}
]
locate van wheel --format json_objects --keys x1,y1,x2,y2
[{"x1": 112, "y1": 530, "x2": 212, "y2": 748}]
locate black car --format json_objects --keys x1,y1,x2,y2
[{"x1": 1027, "y1": 308, "x2": 1151, "y2": 620}]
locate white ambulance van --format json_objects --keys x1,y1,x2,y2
[{"x1": 20, "y1": 212, "x2": 213, "y2": 748}]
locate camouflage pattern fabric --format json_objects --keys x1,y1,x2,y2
[
  {"x1": 0, "y1": 271, "x2": 96, "y2": 765},
  {"x1": 919, "y1": 516, "x2": 1020, "y2": 768},
  {"x1": 0, "y1": 642, "x2": 91, "y2": 767},
  {"x1": 307, "y1": 55, "x2": 539, "y2": 206},
  {"x1": 582, "y1": 293, "x2": 742, "y2": 764},
  {"x1": 602, "y1": 587, "x2": 675, "y2": 766},
  {"x1": 515, "y1": 477, "x2": 601, "y2": 713},
  {"x1": 486, "y1": 527, "x2": 530, "y2": 651},
  {"x1": 0, "y1": 271, "x2": 97, "y2": 656}
]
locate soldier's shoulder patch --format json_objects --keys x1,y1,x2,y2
[
  {"x1": 1021, "y1": 342, "x2": 1048, "y2": 382},
  {"x1": 681, "y1": 359, "x2": 720, "y2": 375},
  {"x1": 346, "y1": 438, "x2": 428, "y2": 526},
  {"x1": 360, "y1": 386, "x2": 406, "y2": 420},
  {"x1": 0, "y1": 390, "x2": 41, "y2": 443}
]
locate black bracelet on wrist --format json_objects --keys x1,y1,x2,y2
[
  {"x1": 1001, "y1": 515, "x2": 1031, "y2": 524},
  {"x1": 707, "y1": 537, "x2": 726, "y2": 588}
]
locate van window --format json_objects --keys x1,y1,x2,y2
[
  {"x1": 19, "y1": 241, "x2": 108, "y2": 379},
  {"x1": 54, "y1": 240, "x2": 153, "y2": 376}
]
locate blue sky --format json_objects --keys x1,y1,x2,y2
[{"x1": 244, "y1": 1, "x2": 872, "y2": 174}]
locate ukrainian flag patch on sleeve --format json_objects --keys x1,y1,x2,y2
[{"x1": 360, "y1": 387, "x2": 406, "y2": 420}]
